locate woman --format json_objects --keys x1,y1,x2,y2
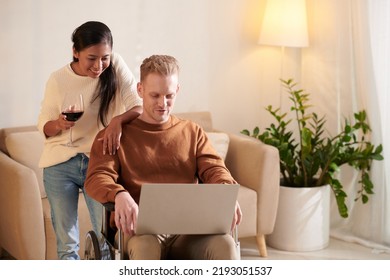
[{"x1": 37, "y1": 21, "x2": 142, "y2": 260}]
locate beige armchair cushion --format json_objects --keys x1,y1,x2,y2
[
  {"x1": 206, "y1": 132, "x2": 229, "y2": 160},
  {"x1": 5, "y1": 131, "x2": 46, "y2": 198}
]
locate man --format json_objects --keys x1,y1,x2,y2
[{"x1": 85, "y1": 54, "x2": 242, "y2": 260}]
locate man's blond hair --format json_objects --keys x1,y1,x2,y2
[{"x1": 140, "y1": 55, "x2": 179, "y2": 81}]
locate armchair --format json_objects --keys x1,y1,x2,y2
[{"x1": 0, "y1": 126, "x2": 92, "y2": 259}]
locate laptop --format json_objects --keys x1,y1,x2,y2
[{"x1": 135, "y1": 183, "x2": 239, "y2": 235}]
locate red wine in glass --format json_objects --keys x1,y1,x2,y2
[
  {"x1": 61, "y1": 94, "x2": 84, "y2": 147},
  {"x1": 61, "y1": 111, "x2": 84, "y2": 122}
]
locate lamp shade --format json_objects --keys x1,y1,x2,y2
[{"x1": 259, "y1": 0, "x2": 309, "y2": 47}]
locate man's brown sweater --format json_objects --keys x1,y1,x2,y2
[{"x1": 85, "y1": 115, "x2": 236, "y2": 205}]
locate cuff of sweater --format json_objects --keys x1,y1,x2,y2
[
  {"x1": 107, "y1": 188, "x2": 127, "y2": 202},
  {"x1": 114, "y1": 189, "x2": 127, "y2": 198}
]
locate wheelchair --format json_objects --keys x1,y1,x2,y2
[
  {"x1": 84, "y1": 202, "x2": 241, "y2": 260},
  {"x1": 84, "y1": 202, "x2": 124, "y2": 260}
]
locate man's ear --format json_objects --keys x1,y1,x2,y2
[
  {"x1": 137, "y1": 82, "x2": 143, "y2": 98},
  {"x1": 176, "y1": 84, "x2": 180, "y2": 94}
]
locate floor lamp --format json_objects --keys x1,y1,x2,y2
[{"x1": 258, "y1": 0, "x2": 309, "y2": 108}]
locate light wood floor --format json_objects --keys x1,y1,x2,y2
[{"x1": 240, "y1": 237, "x2": 390, "y2": 260}]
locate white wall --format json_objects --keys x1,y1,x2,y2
[{"x1": 0, "y1": 0, "x2": 288, "y2": 134}]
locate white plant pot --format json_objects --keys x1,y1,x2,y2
[{"x1": 266, "y1": 185, "x2": 330, "y2": 252}]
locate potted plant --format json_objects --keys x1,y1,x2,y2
[{"x1": 241, "y1": 79, "x2": 383, "y2": 251}]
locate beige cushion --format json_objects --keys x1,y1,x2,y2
[
  {"x1": 206, "y1": 132, "x2": 229, "y2": 161},
  {"x1": 237, "y1": 186, "x2": 257, "y2": 237},
  {"x1": 175, "y1": 111, "x2": 213, "y2": 132},
  {"x1": 5, "y1": 131, "x2": 46, "y2": 198}
]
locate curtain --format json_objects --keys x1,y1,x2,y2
[
  {"x1": 366, "y1": 0, "x2": 390, "y2": 248},
  {"x1": 302, "y1": 0, "x2": 390, "y2": 251}
]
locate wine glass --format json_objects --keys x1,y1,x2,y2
[{"x1": 61, "y1": 94, "x2": 84, "y2": 147}]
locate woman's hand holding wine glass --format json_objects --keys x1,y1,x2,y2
[{"x1": 61, "y1": 94, "x2": 84, "y2": 147}]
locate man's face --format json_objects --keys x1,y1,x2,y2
[{"x1": 137, "y1": 72, "x2": 179, "y2": 124}]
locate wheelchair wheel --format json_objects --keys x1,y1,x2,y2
[{"x1": 84, "y1": 230, "x2": 101, "y2": 260}]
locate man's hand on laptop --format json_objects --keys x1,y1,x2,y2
[
  {"x1": 114, "y1": 191, "x2": 139, "y2": 236},
  {"x1": 231, "y1": 200, "x2": 242, "y2": 231}
]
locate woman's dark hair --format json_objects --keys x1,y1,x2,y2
[{"x1": 72, "y1": 21, "x2": 117, "y2": 126}]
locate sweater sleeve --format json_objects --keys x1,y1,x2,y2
[
  {"x1": 85, "y1": 129, "x2": 127, "y2": 203},
  {"x1": 195, "y1": 126, "x2": 237, "y2": 184},
  {"x1": 37, "y1": 74, "x2": 61, "y2": 135}
]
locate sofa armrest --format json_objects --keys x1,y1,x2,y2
[
  {"x1": 225, "y1": 134, "x2": 280, "y2": 235},
  {"x1": 0, "y1": 152, "x2": 45, "y2": 259}
]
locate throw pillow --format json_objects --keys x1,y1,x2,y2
[{"x1": 206, "y1": 132, "x2": 230, "y2": 161}]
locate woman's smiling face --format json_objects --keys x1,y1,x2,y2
[{"x1": 72, "y1": 42, "x2": 111, "y2": 78}]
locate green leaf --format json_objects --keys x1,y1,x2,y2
[
  {"x1": 301, "y1": 128, "x2": 312, "y2": 155},
  {"x1": 241, "y1": 129, "x2": 249, "y2": 136}
]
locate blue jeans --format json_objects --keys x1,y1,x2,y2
[{"x1": 43, "y1": 153, "x2": 102, "y2": 260}]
